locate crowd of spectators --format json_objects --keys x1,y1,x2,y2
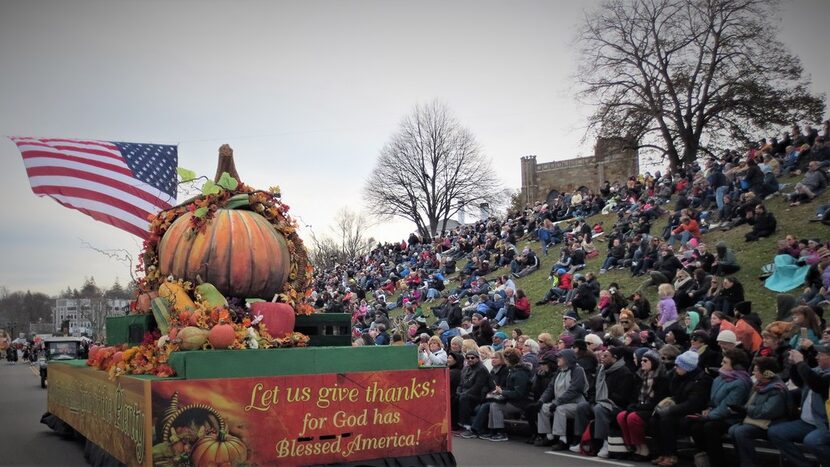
[{"x1": 308, "y1": 121, "x2": 830, "y2": 467}]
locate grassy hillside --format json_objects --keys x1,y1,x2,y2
[
  {"x1": 382, "y1": 174, "x2": 830, "y2": 342},
  {"x1": 501, "y1": 180, "x2": 830, "y2": 339}
]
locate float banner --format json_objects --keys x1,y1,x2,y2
[
  {"x1": 47, "y1": 363, "x2": 151, "y2": 466},
  {"x1": 151, "y1": 368, "x2": 450, "y2": 466}
]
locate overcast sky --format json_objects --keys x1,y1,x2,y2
[{"x1": 0, "y1": 0, "x2": 827, "y2": 295}]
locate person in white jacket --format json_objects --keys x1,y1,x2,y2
[{"x1": 420, "y1": 335, "x2": 448, "y2": 366}]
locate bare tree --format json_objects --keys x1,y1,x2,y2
[
  {"x1": 577, "y1": 0, "x2": 824, "y2": 170},
  {"x1": 308, "y1": 208, "x2": 375, "y2": 270},
  {"x1": 364, "y1": 101, "x2": 501, "y2": 238}
]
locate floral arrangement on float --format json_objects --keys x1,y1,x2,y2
[{"x1": 87, "y1": 145, "x2": 314, "y2": 378}]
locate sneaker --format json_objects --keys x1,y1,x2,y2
[
  {"x1": 488, "y1": 432, "x2": 508, "y2": 442},
  {"x1": 477, "y1": 432, "x2": 493, "y2": 440},
  {"x1": 598, "y1": 441, "x2": 610, "y2": 458},
  {"x1": 459, "y1": 430, "x2": 478, "y2": 439},
  {"x1": 569, "y1": 443, "x2": 582, "y2": 453},
  {"x1": 599, "y1": 269, "x2": 607, "y2": 274}
]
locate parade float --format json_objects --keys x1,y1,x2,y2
[{"x1": 43, "y1": 146, "x2": 453, "y2": 467}]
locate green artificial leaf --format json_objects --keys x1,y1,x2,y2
[
  {"x1": 201, "y1": 180, "x2": 221, "y2": 195},
  {"x1": 193, "y1": 207, "x2": 209, "y2": 218},
  {"x1": 217, "y1": 172, "x2": 239, "y2": 191},
  {"x1": 176, "y1": 167, "x2": 197, "y2": 182}
]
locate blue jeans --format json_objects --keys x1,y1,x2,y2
[
  {"x1": 471, "y1": 402, "x2": 492, "y2": 434},
  {"x1": 767, "y1": 419, "x2": 830, "y2": 467},
  {"x1": 715, "y1": 186, "x2": 729, "y2": 210}
]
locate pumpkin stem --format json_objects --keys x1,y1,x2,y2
[{"x1": 214, "y1": 144, "x2": 241, "y2": 184}]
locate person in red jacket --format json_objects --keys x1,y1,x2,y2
[{"x1": 668, "y1": 216, "x2": 701, "y2": 249}]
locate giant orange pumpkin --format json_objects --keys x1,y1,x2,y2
[
  {"x1": 191, "y1": 431, "x2": 248, "y2": 466},
  {"x1": 157, "y1": 210, "x2": 290, "y2": 299}
]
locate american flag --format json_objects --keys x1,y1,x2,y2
[{"x1": 9, "y1": 137, "x2": 178, "y2": 239}]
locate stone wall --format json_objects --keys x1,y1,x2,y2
[{"x1": 520, "y1": 137, "x2": 638, "y2": 205}]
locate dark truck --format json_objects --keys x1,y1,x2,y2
[{"x1": 38, "y1": 337, "x2": 84, "y2": 388}]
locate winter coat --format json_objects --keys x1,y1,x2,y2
[
  {"x1": 704, "y1": 374, "x2": 752, "y2": 423},
  {"x1": 539, "y1": 350, "x2": 588, "y2": 406},
  {"x1": 490, "y1": 365, "x2": 508, "y2": 389},
  {"x1": 628, "y1": 370, "x2": 670, "y2": 420},
  {"x1": 664, "y1": 368, "x2": 713, "y2": 418},
  {"x1": 501, "y1": 363, "x2": 533, "y2": 409},
  {"x1": 744, "y1": 377, "x2": 789, "y2": 422},
  {"x1": 790, "y1": 361, "x2": 830, "y2": 431},
  {"x1": 596, "y1": 359, "x2": 637, "y2": 410},
  {"x1": 457, "y1": 362, "x2": 492, "y2": 401}
]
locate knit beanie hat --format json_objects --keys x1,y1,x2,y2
[
  {"x1": 675, "y1": 350, "x2": 699, "y2": 372},
  {"x1": 559, "y1": 332, "x2": 575, "y2": 348}
]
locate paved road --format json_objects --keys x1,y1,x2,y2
[
  {"x1": 0, "y1": 360, "x2": 647, "y2": 466},
  {"x1": 0, "y1": 361, "x2": 87, "y2": 466}
]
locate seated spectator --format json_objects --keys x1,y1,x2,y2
[
  {"x1": 703, "y1": 276, "x2": 745, "y2": 317},
  {"x1": 635, "y1": 246, "x2": 683, "y2": 293},
  {"x1": 651, "y1": 351, "x2": 713, "y2": 467},
  {"x1": 690, "y1": 330, "x2": 722, "y2": 373},
  {"x1": 727, "y1": 356, "x2": 790, "y2": 467},
  {"x1": 574, "y1": 347, "x2": 637, "y2": 458},
  {"x1": 569, "y1": 275, "x2": 598, "y2": 316},
  {"x1": 788, "y1": 160, "x2": 828, "y2": 206},
  {"x1": 616, "y1": 350, "x2": 669, "y2": 460},
  {"x1": 713, "y1": 241, "x2": 741, "y2": 276},
  {"x1": 562, "y1": 310, "x2": 588, "y2": 340},
  {"x1": 600, "y1": 237, "x2": 626, "y2": 273},
  {"x1": 419, "y1": 335, "x2": 447, "y2": 367},
  {"x1": 511, "y1": 247, "x2": 540, "y2": 278},
  {"x1": 745, "y1": 203, "x2": 777, "y2": 242},
  {"x1": 767, "y1": 344, "x2": 830, "y2": 467},
  {"x1": 668, "y1": 216, "x2": 701, "y2": 249},
  {"x1": 456, "y1": 350, "x2": 492, "y2": 433},
  {"x1": 534, "y1": 349, "x2": 588, "y2": 449},
  {"x1": 520, "y1": 338, "x2": 540, "y2": 371},
  {"x1": 689, "y1": 348, "x2": 753, "y2": 467},
  {"x1": 734, "y1": 301, "x2": 763, "y2": 353},
  {"x1": 628, "y1": 291, "x2": 652, "y2": 321},
  {"x1": 537, "y1": 268, "x2": 572, "y2": 305},
  {"x1": 471, "y1": 348, "x2": 532, "y2": 441},
  {"x1": 789, "y1": 305, "x2": 823, "y2": 351}
]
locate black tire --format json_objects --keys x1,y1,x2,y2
[{"x1": 41, "y1": 376, "x2": 46, "y2": 389}]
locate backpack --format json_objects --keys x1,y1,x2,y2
[{"x1": 579, "y1": 420, "x2": 596, "y2": 456}]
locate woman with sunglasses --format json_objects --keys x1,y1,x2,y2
[{"x1": 616, "y1": 350, "x2": 668, "y2": 461}]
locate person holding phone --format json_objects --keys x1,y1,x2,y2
[
  {"x1": 767, "y1": 345, "x2": 830, "y2": 467},
  {"x1": 689, "y1": 348, "x2": 753, "y2": 467}
]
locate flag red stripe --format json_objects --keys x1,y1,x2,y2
[
  {"x1": 32, "y1": 185, "x2": 153, "y2": 222},
  {"x1": 21, "y1": 150, "x2": 133, "y2": 176},
  {"x1": 25, "y1": 166, "x2": 171, "y2": 210},
  {"x1": 49, "y1": 198, "x2": 150, "y2": 239},
  {"x1": 13, "y1": 139, "x2": 124, "y2": 162}
]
